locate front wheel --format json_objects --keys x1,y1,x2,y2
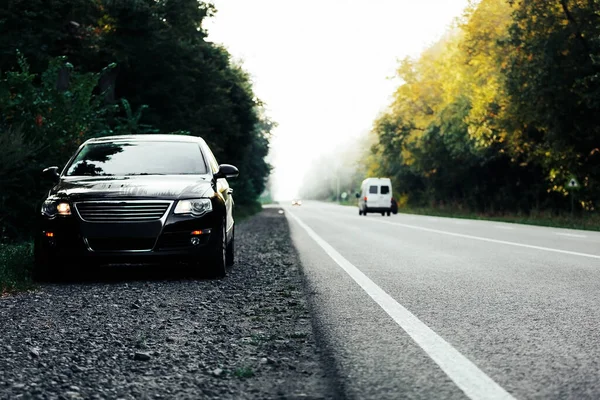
[
  {"x1": 207, "y1": 220, "x2": 227, "y2": 278},
  {"x1": 33, "y1": 239, "x2": 59, "y2": 282},
  {"x1": 226, "y1": 225, "x2": 235, "y2": 267}
]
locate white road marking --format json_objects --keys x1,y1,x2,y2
[
  {"x1": 286, "y1": 209, "x2": 516, "y2": 400},
  {"x1": 361, "y1": 217, "x2": 600, "y2": 260},
  {"x1": 556, "y1": 233, "x2": 587, "y2": 239}
]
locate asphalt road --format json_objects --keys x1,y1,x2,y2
[{"x1": 283, "y1": 201, "x2": 600, "y2": 400}]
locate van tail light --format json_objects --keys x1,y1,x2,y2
[{"x1": 364, "y1": 196, "x2": 368, "y2": 202}]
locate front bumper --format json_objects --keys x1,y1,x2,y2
[
  {"x1": 37, "y1": 206, "x2": 221, "y2": 264},
  {"x1": 363, "y1": 206, "x2": 392, "y2": 213}
]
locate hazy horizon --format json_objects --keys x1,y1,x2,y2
[{"x1": 206, "y1": 0, "x2": 470, "y2": 200}]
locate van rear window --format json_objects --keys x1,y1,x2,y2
[
  {"x1": 381, "y1": 186, "x2": 390, "y2": 194},
  {"x1": 369, "y1": 186, "x2": 378, "y2": 194}
]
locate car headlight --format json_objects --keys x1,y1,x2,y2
[
  {"x1": 174, "y1": 199, "x2": 213, "y2": 217},
  {"x1": 41, "y1": 198, "x2": 71, "y2": 217}
]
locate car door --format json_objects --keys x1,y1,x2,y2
[
  {"x1": 368, "y1": 184, "x2": 381, "y2": 208},
  {"x1": 380, "y1": 184, "x2": 391, "y2": 208},
  {"x1": 359, "y1": 184, "x2": 367, "y2": 209},
  {"x1": 202, "y1": 143, "x2": 234, "y2": 236}
]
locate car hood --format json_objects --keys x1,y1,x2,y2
[{"x1": 50, "y1": 175, "x2": 215, "y2": 201}]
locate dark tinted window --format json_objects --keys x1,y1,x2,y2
[
  {"x1": 369, "y1": 185, "x2": 378, "y2": 194},
  {"x1": 66, "y1": 141, "x2": 208, "y2": 176},
  {"x1": 381, "y1": 185, "x2": 390, "y2": 194}
]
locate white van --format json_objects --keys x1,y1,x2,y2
[{"x1": 357, "y1": 178, "x2": 393, "y2": 216}]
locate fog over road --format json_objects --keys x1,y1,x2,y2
[{"x1": 284, "y1": 201, "x2": 600, "y2": 399}]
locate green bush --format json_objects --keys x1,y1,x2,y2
[
  {"x1": 0, "y1": 242, "x2": 34, "y2": 294},
  {"x1": 0, "y1": 55, "x2": 153, "y2": 241},
  {"x1": 235, "y1": 202, "x2": 263, "y2": 222},
  {"x1": 0, "y1": 55, "x2": 108, "y2": 241}
]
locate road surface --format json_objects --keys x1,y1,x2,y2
[{"x1": 283, "y1": 201, "x2": 600, "y2": 400}]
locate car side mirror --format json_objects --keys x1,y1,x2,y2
[
  {"x1": 42, "y1": 166, "x2": 60, "y2": 183},
  {"x1": 355, "y1": 193, "x2": 360, "y2": 199},
  {"x1": 215, "y1": 164, "x2": 239, "y2": 179}
]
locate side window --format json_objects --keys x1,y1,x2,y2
[
  {"x1": 202, "y1": 143, "x2": 220, "y2": 174},
  {"x1": 369, "y1": 185, "x2": 378, "y2": 194},
  {"x1": 381, "y1": 186, "x2": 390, "y2": 195}
]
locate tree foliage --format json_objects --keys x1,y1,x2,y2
[
  {"x1": 0, "y1": 55, "x2": 117, "y2": 240},
  {"x1": 368, "y1": 0, "x2": 600, "y2": 214},
  {"x1": 0, "y1": 0, "x2": 272, "y2": 241}
]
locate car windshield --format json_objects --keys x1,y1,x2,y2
[{"x1": 65, "y1": 141, "x2": 208, "y2": 176}]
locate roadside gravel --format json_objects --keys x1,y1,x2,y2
[{"x1": 0, "y1": 208, "x2": 335, "y2": 399}]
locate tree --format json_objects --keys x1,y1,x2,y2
[
  {"x1": 0, "y1": 55, "x2": 117, "y2": 240},
  {"x1": 364, "y1": 0, "x2": 599, "y2": 214},
  {"x1": 504, "y1": 0, "x2": 600, "y2": 209},
  {"x1": 0, "y1": 0, "x2": 273, "y2": 240}
]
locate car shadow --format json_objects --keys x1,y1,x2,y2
[{"x1": 49, "y1": 262, "x2": 222, "y2": 284}]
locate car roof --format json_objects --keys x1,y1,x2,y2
[
  {"x1": 84, "y1": 134, "x2": 207, "y2": 145},
  {"x1": 363, "y1": 177, "x2": 392, "y2": 183}
]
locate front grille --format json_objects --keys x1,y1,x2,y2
[
  {"x1": 75, "y1": 201, "x2": 171, "y2": 222},
  {"x1": 86, "y1": 237, "x2": 156, "y2": 252}
]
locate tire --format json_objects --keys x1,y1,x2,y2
[
  {"x1": 358, "y1": 209, "x2": 362, "y2": 216},
  {"x1": 226, "y1": 225, "x2": 235, "y2": 267},
  {"x1": 381, "y1": 212, "x2": 385, "y2": 216},
  {"x1": 33, "y1": 238, "x2": 58, "y2": 282},
  {"x1": 387, "y1": 211, "x2": 391, "y2": 216},
  {"x1": 206, "y1": 219, "x2": 227, "y2": 279}
]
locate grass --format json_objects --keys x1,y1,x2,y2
[
  {"x1": 233, "y1": 366, "x2": 254, "y2": 379},
  {"x1": 134, "y1": 332, "x2": 148, "y2": 349},
  {"x1": 0, "y1": 242, "x2": 35, "y2": 295},
  {"x1": 399, "y1": 207, "x2": 600, "y2": 232},
  {"x1": 329, "y1": 199, "x2": 600, "y2": 231},
  {"x1": 235, "y1": 201, "x2": 263, "y2": 222},
  {"x1": 288, "y1": 332, "x2": 308, "y2": 339}
]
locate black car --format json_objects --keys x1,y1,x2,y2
[{"x1": 34, "y1": 134, "x2": 239, "y2": 280}]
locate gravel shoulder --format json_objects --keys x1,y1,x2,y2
[{"x1": 0, "y1": 208, "x2": 336, "y2": 399}]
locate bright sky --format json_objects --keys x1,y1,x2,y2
[{"x1": 206, "y1": 0, "x2": 470, "y2": 200}]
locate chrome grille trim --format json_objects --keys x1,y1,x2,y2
[
  {"x1": 84, "y1": 237, "x2": 156, "y2": 252},
  {"x1": 75, "y1": 200, "x2": 173, "y2": 222}
]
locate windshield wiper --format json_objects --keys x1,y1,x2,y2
[{"x1": 125, "y1": 173, "x2": 166, "y2": 176}]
